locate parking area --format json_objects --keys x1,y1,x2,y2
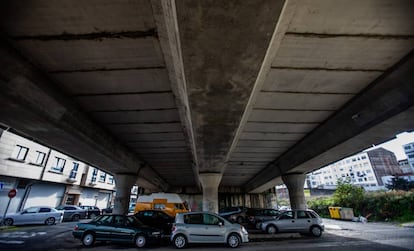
[{"x1": 0, "y1": 218, "x2": 413, "y2": 251}]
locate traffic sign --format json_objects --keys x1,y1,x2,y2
[{"x1": 8, "y1": 188, "x2": 17, "y2": 198}]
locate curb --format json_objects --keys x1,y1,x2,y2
[{"x1": 401, "y1": 223, "x2": 414, "y2": 228}]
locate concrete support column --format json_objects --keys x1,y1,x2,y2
[
  {"x1": 198, "y1": 173, "x2": 222, "y2": 213},
  {"x1": 282, "y1": 173, "x2": 306, "y2": 210},
  {"x1": 114, "y1": 173, "x2": 137, "y2": 214}
]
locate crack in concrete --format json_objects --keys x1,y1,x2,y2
[
  {"x1": 271, "y1": 66, "x2": 384, "y2": 72},
  {"x1": 11, "y1": 29, "x2": 158, "y2": 41},
  {"x1": 286, "y1": 32, "x2": 414, "y2": 40}
]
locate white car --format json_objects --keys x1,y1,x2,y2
[
  {"x1": 171, "y1": 212, "x2": 249, "y2": 248},
  {"x1": 261, "y1": 209, "x2": 324, "y2": 237},
  {"x1": 1, "y1": 206, "x2": 63, "y2": 226}
]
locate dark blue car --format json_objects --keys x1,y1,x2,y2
[{"x1": 72, "y1": 214, "x2": 162, "y2": 248}]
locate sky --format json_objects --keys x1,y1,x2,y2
[{"x1": 367, "y1": 131, "x2": 414, "y2": 160}]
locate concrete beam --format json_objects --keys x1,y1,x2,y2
[
  {"x1": 0, "y1": 39, "x2": 169, "y2": 191},
  {"x1": 151, "y1": 0, "x2": 200, "y2": 187},
  {"x1": 245, "y1": 51, "x2": 414, "y2": 192}
]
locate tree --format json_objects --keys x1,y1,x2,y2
[
  {"x1": 333, "y1": 178, "x2": 364, "y2": 210},
  {"x1": 385, "y1": 176, "x2": 414, "y2": 191}
]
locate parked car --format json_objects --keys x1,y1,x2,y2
[
  {"x1": 260, "y1": 209, "x2": 325, "y2": 237},
  {"x1": 0, "y1": 206, "x2": 63, "y2": 226},
  {"x1": 79, "y1": 205, "x2": 101, "y2": 219},
  {"x1": 246, "y1": 208, "x2": 281, "y2": 228},
  {"x1": 55, "y1": 205, "x2": 87, "y2": 221},
  {"x1": 171, "y1": 211, "x2": 249, "y2": 248},
  {"x1": 72, "y1": 214, "x2": 162, "y2": 248},
  {"x1": 102, "y1": 206, "x2": 113, "y2": 214},
  {"x1": 134, "y1": 210, "x2": 175, "y2": 234},
  {"x1": 219, "y1": 206, "x2": 248, "y2": 223}
]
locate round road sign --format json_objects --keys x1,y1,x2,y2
[{"x1": 8, "y1": 188, "x2": 17, "y2": 198}]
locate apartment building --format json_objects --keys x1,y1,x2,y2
[
  {"x1": 307, "y1": 148, "x2": 401, "y2": 191},
  {"x1": 0, "y1": 129, "x2": 116, "y2": 215},
  {"x1": 403, "y1": 142, "x2": 414, "y2": 173}
]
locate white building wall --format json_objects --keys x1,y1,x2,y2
[
  {"x1": 0, "y1": 130, "x2": 116, "y2": 213},
  {"x1": 308, "y1": 151, "x2": 381, "y2": 190},
  {"x1": 79, "y1": 188, "x2": 112, "y2": 209},
  {"x1": 84, "y1": 166, "x2": 116, "y2": 191},
  {"x1": 25, "y1": 183, "x2": 66, "y2": 208},
  {"x1": 0, "y1": 131, "x2": 48, "y2": 180},
  {"x1": 403, "y1": 142, "x2": 414, "y2": 172},
  {"x1": 42, "y1": 150, "x2": 86, "y2": 185}
]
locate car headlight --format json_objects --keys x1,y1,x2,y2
[{"x1": 241, "y1": 226, "x2": 248, "y2": 235}]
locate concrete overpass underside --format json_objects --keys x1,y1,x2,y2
[{"x1": 0, "y1": 0, "x2": 413, "y2": 211}]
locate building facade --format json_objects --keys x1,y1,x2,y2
[
  {"x1": 0, "y1": 129, "x2": 116, "y2": 215},
  {"x1": 403, "y1": 142, "x2": 414, "y2": 173},
  {"x1": 307, "y1": 148, "x2": 401, "y2": 191}
]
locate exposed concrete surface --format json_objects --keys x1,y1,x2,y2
[{"x1": 0, "y1": 0, "x2": 413, "y2": 194}]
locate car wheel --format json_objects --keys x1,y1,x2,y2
[
  {"x1": 135, "y1": 235, "x2": 147, "y2": 248},
  {"x1": 310, "y1": 226, "x2": 323, "y2": 237},
  {"x1": 3, "y1": 218, "x2": 13, "y2": 226},
  {"x1": 82, "y1": 232, "x2": 95, "y2": 247},
  {"x1": 266, "y1": 225, "x2": 278, "y2": 234},
  {"x1": 227, "y1": 233, "x2": 241, "y2": 248},
  {"x1": 236, "y1": 216, "x2": 243, "y2": 224},
  {"x1": 45, "y1": 217, "x2": 55, "y2": 225},
  {"x1": 173, "y1": 234, "x2": 187, "y2": 249},
  {"x1": 72, "y1": 214, "x2": 80, "y2": 221}
]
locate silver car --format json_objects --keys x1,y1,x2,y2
[
  {"x1": 260, "y1": 209, "x2": 324, "y2": 237},
  {"x1": 1, "y1": 206, "x2": 63, "y2": 226},
  {"x1": 171, "y1": 212, "x2": 249, "y2": 248},
  {"x1": 55, "y1": 205, "x2": 87, "y2": 221}
]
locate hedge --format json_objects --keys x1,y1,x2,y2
[{"x1": 307, "y1": 190, "x2": 414, "y2": 222}]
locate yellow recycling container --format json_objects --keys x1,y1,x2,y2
[{"x1": 328, "y1": 207, "x2": 341, "y2": 219}]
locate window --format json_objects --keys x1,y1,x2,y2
[
  {"x1": 11, "y1": 145, "x2": 29, "y2": 161},
  {"x1": 99, "y1": 172, "x2": 106, "y2": 182},
  {"x1": 154, "y1": 203, "x2": 166, "y2": 209},
  {"x1": 51, "y1": 157, "x2": 66, "y2": 172},
  {"x1": 23, "y1": 207, "x2": 39, "y2": 214},
  {"x1": 91, "y1": 168, "x2": 98, "y2": 183},
  {"x1": 184, "y1": 214, "x2": 203, "y2": 224},
  {"x1": 39, "y1": 208, "x2": 51, "y2": 213},
  {"x1": 297, "y1": 211, "x2": 310, "y2": 219},
  {"x1": 69, "y1": 162, "x2": 79, "y2": 179},
  {"x1": 33, "y1": 151, "x2": 46, "y2": 165},
  {"x1": 405, "y1": 145, "x2": 412, "y2": 150},
  {"x1": 279, "y1": 211, "x2": 293, "y2": 220},
  {"x1": 108, "y1": 175, "x2": 114, "y2": 184},
  {"x1": 203, "y1": 214, "x2": 221, "y2": 225}
]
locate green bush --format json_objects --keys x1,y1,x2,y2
[
  {"x1": 307, "y1": 189, "x2": 414, "y2": 222},
  {"x1": 307, "y1": 197, "x2": 333, "y2": 218}
]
